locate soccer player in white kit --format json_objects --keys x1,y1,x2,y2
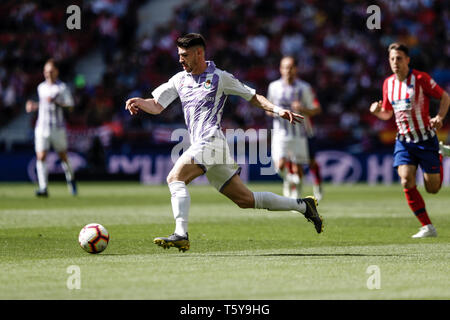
[
  {"x1": 26, "y1": 59, "x2": 77, "y2": 197},
  {"x1": 125, "y1": 33, "x2": 324, "y2": 252},
  {"x1": 267, "y1": 56, "x2": 323, "y2": 200}
]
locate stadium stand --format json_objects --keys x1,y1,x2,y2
[{"x1": 0, "y1": 0, "x2": 448, "y2": 154}]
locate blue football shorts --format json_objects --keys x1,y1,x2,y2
[{"x1": 393, "y1": 136, "x2": 441, "y2": 173}]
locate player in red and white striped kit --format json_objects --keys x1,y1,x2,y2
[{"x1": 370, "y1": 43, "x2": 449, "y2": 238}]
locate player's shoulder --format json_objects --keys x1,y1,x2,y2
[
  {"x1": 37, "y1": 81, "x2": 47, "y2": 90},
  {"x1": 382, "y1": 74, "x2": 395, "y2": 87},
  {"x1": 383, "y1": 74, "x2": 396, "y2": 82},
  {"x1": 167, "y1": 71, "x2": 188, "y2": 88},
  {"x1": 412, "y1": 69, "x2": 431, "y2": 81},
  {"x1": 296, "y1": 78, "x2": 312, "y2": 90},
  {"x1": 56, "y1": 80, "x2": 69, "y2": 89},
  {"x1": 171, "y1": 70, "x2": 186, "y2": 81},
  {"x1": 268, "y1": 78, "x2": 283, "y2": 88},
  {"x1": 214, "y1": 67, "x2": 233, "y2": 79},
  {"x1": 215, "y1": 68, "x2": 242, "y2": 85}
]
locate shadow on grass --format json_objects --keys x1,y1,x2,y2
[
  {"x1": 171, "y1": 253, "x2": 404, "y2": 257},
  {"x1": 257, "y1": 253, "x2": 402, "y2": 257}
]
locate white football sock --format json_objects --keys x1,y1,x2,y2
[
  {"x1": 282, "y1": 179, "x2": 291, "y2": 197},
  {"x1": 278, "y1": 167, "x2": 297, "y2": 197},
  {"x1": 286, "y1": 173, "x2": 300, "y2": 185},
  {"x1": 61, "y1": 160, "x2": 74, "y2": 182},
  {"x1": 291, "y1": 176, "x2": 302, "y2": 199},
  {"x1": 253, "y1": 192, "x2": 306, "y2": 213},
  {"x1": 36, "y1": 160, "x2": 48, "y2": 190},
  {"x1": 277, "y1": 167, "x2": 299, "y2": 184},
  {"x1": 290, "y1": 184, "x2": 298, "y2": 199},
  {"x1": 169, "y1": 181, "x2": 190, "y2": 237}
]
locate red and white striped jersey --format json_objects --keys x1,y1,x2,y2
[{"x1": 382, "y1": 69, "x2": 443, "y2": 143}]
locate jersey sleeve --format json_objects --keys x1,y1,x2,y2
[
  {"x1": 301, "y1": 85, "x2": 320, "y2": 110},
  {"x1": 381, "y1": 78, "x2": 393, "y2": 111},
  {"x1": 151, "y1": 75, "x2": 179, "y2": 109},
  {"x1": 267, "y1": 82, "x2": 274, "y2": 102},
  {"x1": 56, "y1": 83, "x2": 74, "y2": 107},
  {"x1": 221, "y1": 71, "x2": 256, "y2": 101},
  {"x1": 418, "y1": 72, "x2": 444, "y2": 99}
]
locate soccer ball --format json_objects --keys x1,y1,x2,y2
[{"x1": 78, "y1": 223, "x2": 110, "y2": 254}]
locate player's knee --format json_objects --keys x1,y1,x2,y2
[
  {"x1": 400, "y1": 178, "x2": 414, "y2": 189},
  {"x1": 166, "y1": 172, "x2": 178, "y2": 184},
  {"x1": 425, "y1": 184, "x2": 440, "y2": 194},
  {"x1": 36, "y1": 152, "x2": 47, "y2": 161}
]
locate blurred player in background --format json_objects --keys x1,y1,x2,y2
[
  {"x1": 26, "y1": 59, "x2": 77, "y2": 197},
  {"x1": 370, "y1": 43, "x2": 449, "y2": 238},
  {"x1": 267, "y1": 56, "x2": 323, "y2": 201},
  {"x1": 125, "y1": 33, "x2": 323, "y2": 252}
]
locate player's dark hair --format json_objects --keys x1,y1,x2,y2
[
  {"x1": 176, "y1": 33, "x2": 206, "y2": 49},
  {"x1": 388, "y1": 43, "x2": 409, "y2": 56}
]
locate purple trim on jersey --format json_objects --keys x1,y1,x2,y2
[
  {"x1": 205, "y1": 61, "x2": 216, "y2": 73},
  {"x1": 200, "y1": 74, "x2": 221, "y2": 135},
  {"x1": 177, "y1": 61, "x2": 253, "y2": 143},
  {"x1": 208, "y1": 93, "x2": 227, "y2": 130},
  {"x1": 184, "y1": 105, "x2": 192, "y2": 134},
  {"x1": 180, "y1": 62, "x2": 226, "y2": 142}
]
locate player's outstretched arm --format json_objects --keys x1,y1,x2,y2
[
  {"x1": 430, "y1": 91, "x2": 449, "y2": 130},
  {"x1": 250, "y1": 94, "x2": 304, "y2": 124},
  {"x1": 370, "y1": 100, "x2": 393, "y2": 120},
  {"x1": 125, "y1": 97, "x2": 164, "y2": 116}
]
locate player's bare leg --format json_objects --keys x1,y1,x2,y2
[
  {"x1": 221, "y1": 174, "x2": 323, "y2": 233},
  {"x1": 154, "y1": 155, "x2": 204, "y2": 252},
  {"x1": 58, "y1": 151, "x2": 77, "y2": 196},
  {"x1": 35, "y1": 151, "x2": 48, "y2": 197},
  {"x1": 423, "y1": 172, "x2": 442, "y2": 194},
  {"x1": 398, "y1": 165, "x2": 437, "y2": 238}
]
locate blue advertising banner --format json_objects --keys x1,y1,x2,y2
[{"x1": 1, "y1": 150, "x2": 449, "y2": 186}]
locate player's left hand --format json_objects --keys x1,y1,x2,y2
[
  {"x1": 125, "y1": 97, "x2": 141, "y2": 115},
  {"x1": 430, "y1": 115, "x2": 443, "y2": 130},
  {"x1": 279, "y1": 109, "x2": 304, "y2": 124}
]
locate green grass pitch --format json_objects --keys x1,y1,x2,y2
[{"x1": 0, "y1": 182, "x2": 449, "y2": 299}]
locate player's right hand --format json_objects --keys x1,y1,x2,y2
[{"x1": 370, "y1": 100, "x2": 382, "y2": 114}]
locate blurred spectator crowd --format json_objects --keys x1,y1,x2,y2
[{"x1": 0, "y1": 0, "x2": 449, "y2": 154}]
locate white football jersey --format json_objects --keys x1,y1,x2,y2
[
  {"x1": 267, "y1": 78, "x2": 317, "y2": 139},
  {"x1": 151, "y1": 61, "x2": 256, "y2": 144},
  {"x1": 35, "y1": 80, "x2": 74, "y2": 135}
]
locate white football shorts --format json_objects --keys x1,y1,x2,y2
[
  {"x1": 271, "y1": 135, "x2": 310, "y2": 165},
  {"x1": 35, "y1": 127, "x2": 68, "y2": 153},
  {"x1": 179, "y1": 133, "x2": 241, "y2": 192}
]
